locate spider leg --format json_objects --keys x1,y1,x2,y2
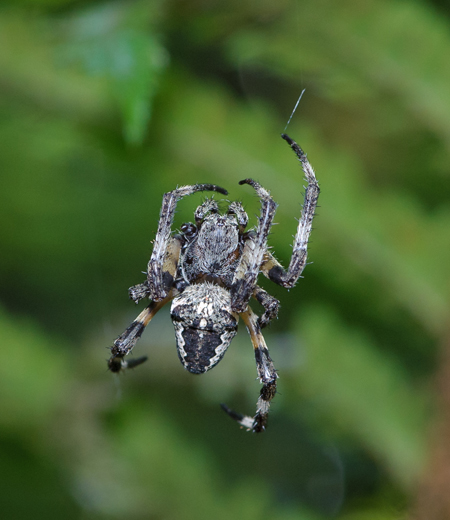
[
  {"x1": 148, "y1": 184, "x2": 228, "y2": 302},
  {"x1": 263, "y1": 134, "x2": 319, "y2": 288},
  {"x1": 221, "y1": 306, "x2": 278, "y2": 433},
  {"x1": 253, "y1": 285, "x2": 279, "y2": 329},
  {"x1": 227, "y1": 201, "x2": 248, "y2": 233},
  {"x1": 128, "y1": 280, "x2": 151, "y2": 303},
  {"x1": 108, "y1": 293, "x2": 173, "y2": 373},
  {"x1": 231, "y1": 180, "x2": 277, "y2": 312},
  {"x1": 194, "y1": 198, "x2": 219, "y2": 225},
  {"x1": 130, "y1": 236, "x2": 184, "y2": 304}
]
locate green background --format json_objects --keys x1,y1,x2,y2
[{"x1": 1, "y1": 1, "x2": 449, "y2": 519}]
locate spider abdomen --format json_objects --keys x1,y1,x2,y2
[{"x1": 170, "y1": 283, "x2": 238, "y2": 373}]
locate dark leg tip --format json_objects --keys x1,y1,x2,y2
[
  {"x1": 251, "y1": 414, "x2": 267, "y2": 433},
  {"x1": 203, "y1": 184, "x2": 228, "y2": 196},
  {"x1": 126, "y1": 356, "x2": 148, "y2": 369},
  {"x1": 108, "y1": 355, "x2": 148, "y2": 373},
  {"x1": 220, "y1": 403, "x2": 245, "y2": 422},
  {"x1": 281, "y1": 133, "x2": 294, "y2": 145},
  {"x1": 238, "y1": 178, "x2": 255, "y2": 186},
  {"x1": 108, "y1": 357, "x2": 123, "y2": 373}
]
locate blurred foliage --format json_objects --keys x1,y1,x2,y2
[{"x1": 0, "y1": 0, "x2": 449, "y2": 519}]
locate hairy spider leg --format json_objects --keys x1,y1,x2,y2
[
  {"x1": 129, "y1": 237, "x2": 183, "y2": 304},
  {"x1": 221, "y1": 306, "x2": 278, "y2": 432},
  {"x1": 227, "y1": 201, "x2": 248, "y2": 233},
  {"x1": 231, "y1": 133, "x2": 319, "y2": 314},
  {"x1": 148, "y1": 184, "x2": 228, "y2": 302},
  {"x1": 252, "y1": 285, "x2": 280, "y2": 329},
  {"x1": 194, "y1": 198, "x2": 219, "y2": 225},
  {"x1": 262, "y1": 134, "x2": 320, "y2": 288},
  {"x1": 230, "y1": 179, "x2": 278, "y2": 312},
  {"x1": 109, "y1": 294, "x2": 173, "y2": 373}
]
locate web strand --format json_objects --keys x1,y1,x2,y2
[{"x1": 284, "y1": 89, "x2": 306, "y2": 132}]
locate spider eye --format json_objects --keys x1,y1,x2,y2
[{"x1": 181, "y1": 223, "x2": 197, "y2": 237}]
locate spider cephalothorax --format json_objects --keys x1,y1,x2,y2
[{"x1": 109, "y1": 133, "x2": 320, "y2": 432}]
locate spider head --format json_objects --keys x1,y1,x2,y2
[
  {"x1": 195, "y1": 212, "x2": 240, "y2": 262},
  {"x1": 193, "y1": 198, "x2": 243, "y2": 256},
  {"x1": 180, "y1": 199, "x2": 247, "y2": 283},
  {"x1": 194, "y1": 198, "x2": 248, "y2": 233}
]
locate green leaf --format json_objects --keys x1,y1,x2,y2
[
  {"x1": 296, "y1": 305, "x2": 429, "y2": 488},
  {"x1": 58, "y1": 2, "x2": 168, "y2": 144}
]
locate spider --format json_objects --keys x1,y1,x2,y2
[{"x1": 109, "y1": 133, "x2": 320, "y2": 432}]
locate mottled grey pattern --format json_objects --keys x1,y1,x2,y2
[
  {"x1": 108, "y1": 134, "x2": 320, "y2": 433},
  {"x1": 171, "y1": 284, "x2": 238, "y2": 373}
]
